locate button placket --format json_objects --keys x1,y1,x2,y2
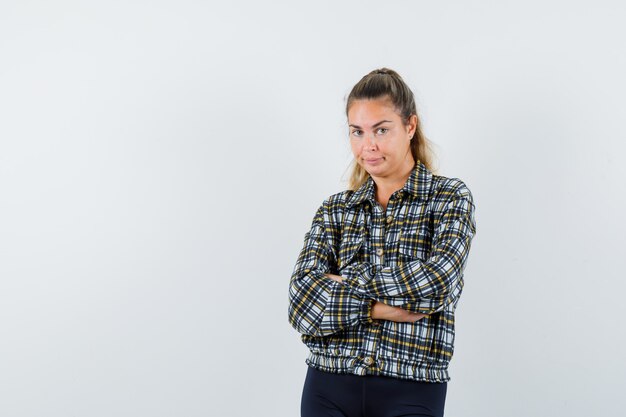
[
  {"x1": 369, "y1": 199, "x2": 385, "y2": 267},
  {"x1": 363, "y1": 193, "x2": 403, "y2": 372},
  {"x1": 364, "y1": 202, "x2": 383, "y2": 371}
]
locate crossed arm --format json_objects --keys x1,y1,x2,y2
[
  {"x1": 288, "y1": 188, "x2": 476, "y2": 337},
  {"x1": 324, "y1": 273, "x2": 426, "y2": 322}
]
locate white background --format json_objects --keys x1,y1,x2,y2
[{"x1": 1, "y1": 1, "x2": 625, "y2": 416}]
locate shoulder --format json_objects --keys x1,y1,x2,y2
[
  {"x1": 429, "y1": 173, "x2": 477, "y2": 234},
  {"x1": 322, "y1": 189, "x2": 353, "y2": 208},
  {"x1": 308, "y1": 190, "x2": 352, "y2": 223},
  {"x1": 430, "y1": 173, "x2": 475, "y2": 205},
  {"x1": 314, "y1": 189, "x2": 353, "y2": 222}
]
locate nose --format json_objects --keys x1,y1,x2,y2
[{"x1": 363, "y1": 132, "x2": 377, "y2": 149}]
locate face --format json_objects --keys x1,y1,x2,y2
[{"x1": 348, "y1": 97, "x2": 416, "y2": 180}]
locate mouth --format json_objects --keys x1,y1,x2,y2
[{"x1": 364, "y1": 157, "x2": 383, "y2": 164}]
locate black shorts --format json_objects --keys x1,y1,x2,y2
[{"x1": 301, "y1": 366, "x2": 447, "y2": 417}]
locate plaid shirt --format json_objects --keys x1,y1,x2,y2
[{"x1": 288, "y1": 161, "x2": 476, "y2": 382}]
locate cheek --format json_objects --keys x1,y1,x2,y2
[
  {"x1": 385, "y1": 141, "x2": 405, "y2": 156},
  {"x1": 350, "y1": 141, "x2": 361, "y2": 156}
]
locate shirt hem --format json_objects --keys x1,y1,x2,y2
[{"x1": 305, "y1": 351, "x2": 450, "y2": 383}]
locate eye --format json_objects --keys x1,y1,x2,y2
[
  {"x1": 351, "y1": 129, "x2": 363, "y2": 137},
  {"x1": 376, "y1": 128, "x2": 389, "y2": 135}
]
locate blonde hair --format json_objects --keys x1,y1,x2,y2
[{"x1": 345, "y1": 68, "x2": 437, "y2": 190}]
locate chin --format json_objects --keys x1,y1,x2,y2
[{"x1": 362, "y1": 166, "x2": 386, "y2": 177}]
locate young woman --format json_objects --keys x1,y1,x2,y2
[{"x1": 288, "y1": 68, "x2": 477, "y2": 417}]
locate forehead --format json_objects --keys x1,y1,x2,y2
[{"x1": 347, "y1": 98, "x2": 401, "y2": 124}]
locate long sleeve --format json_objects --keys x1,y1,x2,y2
[
  {"x1": 341, "y1": 186, "x2": 476, "y2": 314},
  {"x1": 288, "y1": 203, "x2": 374, "y2": 337}
]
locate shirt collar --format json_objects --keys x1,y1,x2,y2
[{"x1": 346, "y1": 160, "x2": 433, "y2": 208}]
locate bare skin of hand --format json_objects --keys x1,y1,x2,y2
[
  {"x1": 324, "y1": 273, "x2": 427, "y2": 323},
  {"x1": 371, "y1": 302, "x2": 426, "y2": 322}
]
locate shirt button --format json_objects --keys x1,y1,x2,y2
[
  {"x1": 386, "y1": 215, "x2": 394, "y2": 224},
  {"x1": 376, "y1": 248, "x2": 384, "y2": 256},
  {"x1": 364, "y1": 357, "x2": 374, "y2": 365}
]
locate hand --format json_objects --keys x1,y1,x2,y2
[
  {"x1": 371, "y1": 301, "x2": 427, "y2": 323},
  {"x1": 324, "y1": 273, "x2": 344, "y2": 284}
]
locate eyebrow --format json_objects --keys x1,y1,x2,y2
[{"x1": 349, "y1": 120, "x2": 393, "y2": 129}]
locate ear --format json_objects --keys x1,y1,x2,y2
[{"x1": 407, "y1": 114, "x2": 418, "y2": 137}]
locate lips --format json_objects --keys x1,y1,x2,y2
[{"x1": 364, "y1": 157, "x2": 383, "y2": 164}]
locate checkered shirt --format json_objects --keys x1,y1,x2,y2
[{"x1": 288, "y1": 160, "x2": 477, "y2": 382}]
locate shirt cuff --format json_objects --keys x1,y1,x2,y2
[{"x1": 359, "y1": 297, "x2": 374, "y2": 325}]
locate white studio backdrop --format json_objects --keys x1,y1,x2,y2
[{"x1": 1, "y1": 1, "x2": 625, "y2": 416}]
